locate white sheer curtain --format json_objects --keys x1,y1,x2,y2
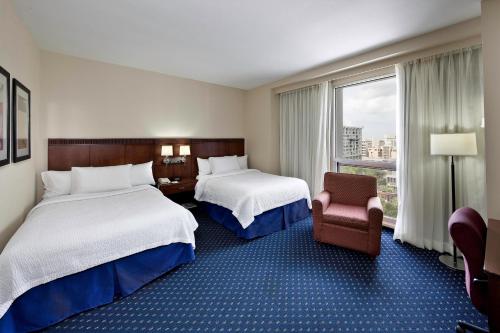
[
  {"x1": 280, "y1": 82, "x2": 331, "y2": 196},
  {"x1": 394, "y1": 47, "x2": 486, "y2": 253}
]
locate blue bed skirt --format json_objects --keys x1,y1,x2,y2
[
  {"x1": 0, "y1": 242, "x2": 195, "y2": 333},
  {"x1": 201, "y1": 199, "x2": 311, "y2": 239}
]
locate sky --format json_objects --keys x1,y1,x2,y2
[{"x1": 341, "y1": 77, "x2": 396, "y2": 139}]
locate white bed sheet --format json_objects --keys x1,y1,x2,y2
[
  {"x1": 195, "y1": 169, "x2": 311, "y2": 229},
  {"x1": 0, "y1": 185, "x2": 198, "y2": 319}
]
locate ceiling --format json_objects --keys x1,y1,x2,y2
[{"x1": 13, "y1": 0, "x2": 481, "y2": 90}]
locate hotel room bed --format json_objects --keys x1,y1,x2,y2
[
  {"x1": 0, "y1": 185, "x2": 198, "y2": 333},
  {"x1": 195, "y1": 169, "x2": 311, "y2": 239}
]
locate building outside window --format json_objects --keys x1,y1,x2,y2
[{"x1": 343, "y1": 126, "x2": 363, "y2": 160}]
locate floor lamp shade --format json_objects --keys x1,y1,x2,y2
[{"x1": 430, "y1": 133, "x2": 477, "y2": 156}]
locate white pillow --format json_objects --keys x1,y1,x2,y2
[
  {"x1": 208, "y1": 156, "x2": 240, "y2": 175},
  {"x1": 130, "y1": 161, "x2": 155, "y2": 186},
  {"x1": 71, "y1": 165, "x2": 132, "y2": 194},
  {"x1": 41, "y1": 171, "x2": 72, "y2": 199},
  {"x1": 237, "y1": 155, "x2": 248, "y2": 169},
  {"x1": 197, "y1": 158, "x2": 211, "y2": 176}
]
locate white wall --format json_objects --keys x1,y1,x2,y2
[
  {"x1": 0, "y1": 0, "x2": 41, "y2": 249},
  {"x1": 481, "y1": 0, "x2": 500, "y2": 220},
  {"x1": 41, "y1": 51, "x2": 245, "y2": 139}
]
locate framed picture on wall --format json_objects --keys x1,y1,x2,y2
[
  {"x1": 12, "y1": 79, "x2": 31, "y2": 163},
  {"x1": 0, "y1": 66, "x2": 10, "y2": 167}
]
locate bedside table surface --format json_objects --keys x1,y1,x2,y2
[{"x1": 158, "y1": 179, "x2": 197, "y2": 196}]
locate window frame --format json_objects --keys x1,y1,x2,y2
[
  {"x1": 330, "y1": 69, "x2": 397, "y2": 227},
  {"x1": 331, "y1": 71, "x2": 397, "y2": 169}
]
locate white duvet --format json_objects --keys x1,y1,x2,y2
[
  {"x1": 0, "y1": 185, "x2": 198, "y2": 319},
  {"x1": 195, "y1": 169, "x2": 311, "y2": 229}
]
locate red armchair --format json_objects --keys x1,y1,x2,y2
[{"x1": 312, "y1": 172, "x2": 384, "y2": 257}]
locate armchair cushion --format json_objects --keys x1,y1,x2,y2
[{"x1": 323, "y1": 203, "x2": 369, "y2": 230}]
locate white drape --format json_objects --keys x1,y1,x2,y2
[
  {"x1": 280, "y1": 82, "x2": 331, "y2": 196},
  {"x1": 394, "y1": 47, "x2": 486, "y2": 253}
]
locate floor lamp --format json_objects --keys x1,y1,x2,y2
[{"x1": 430, "y1": 132, "x2": 478, "y2": 271}]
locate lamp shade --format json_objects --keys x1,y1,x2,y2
[
  {"x1": 430, "y1": 133, "x2": 477, "y2": 156},
  {"x1": 161, "y1": 145, "x2": 173, "y2": 156},
  {"x1": 179, "y1": 145, "x2": 191, "y2": 156}
]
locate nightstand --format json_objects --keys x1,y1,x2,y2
[{"x1": 158, "y1": 179, "x2": 197, "y2": 196}]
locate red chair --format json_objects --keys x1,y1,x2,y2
[
  {"x1": 449, "y1": 207, "x2": 489, "y2": 333},
  {"x1": 312, "y1": 172, "x2": 383, "y2": 257}
]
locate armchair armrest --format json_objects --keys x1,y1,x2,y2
[
  {"x1": 312, "y1": 191, "x2": 330, "y2": 241},
  {"x1": 313, "y1": 191, "x2": 331, "y2": 214},
  {"x1": 367, "y1": 196, "x2": 383, "y2": 222},
  {"x1": 366, "y1": 196, "x2": 384, "y2": 256}
]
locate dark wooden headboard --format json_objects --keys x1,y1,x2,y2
[{"x1": 48, "y1": 138, "x2": 245, "y2": 180}]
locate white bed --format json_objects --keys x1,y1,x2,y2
[
  {"x1": 195, "y1": 169, "x2": 311, "y2": 229},
  {"x1": 0, "y1": 185, "x2": 198, "y2": 320}
]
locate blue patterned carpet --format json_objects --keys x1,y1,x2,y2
[{"x1": 46, "y1": 209, "x2": 487, "y2": 332}]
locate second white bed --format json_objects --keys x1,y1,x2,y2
[{"x1": 195, "y1": 169, "x2": 311, "y2": 229}]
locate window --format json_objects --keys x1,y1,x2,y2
[{"x1": 334, "y1": 75, "x2": 398, "y2": 225}]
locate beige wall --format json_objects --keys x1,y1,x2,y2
[
  {"x1": 1, "y1": 31, "x2": 246, "y2": 250},
  {"x1": 482, "y1": 0, "x2": 500, "y2": 219},
  {"x1": 0, "y1": 0, "x2": 41, "y2": 249},
  {"x1": 41, "y1": 51, "x2": 245, "y2": 139},
  {"x1": 244, "y1": 86, "x2": 280, "y2": 174},
  {"x1": 244, "y1": 18, "x2": 482, "y2": 174}
]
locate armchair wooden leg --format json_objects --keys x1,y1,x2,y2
[{"x1": 456, "y1": 321, "x2": 488, "y2": 333}]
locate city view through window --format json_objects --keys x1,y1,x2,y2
[{"x1": 335, "y1": 77, "x2": 398, "y2": 220}]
